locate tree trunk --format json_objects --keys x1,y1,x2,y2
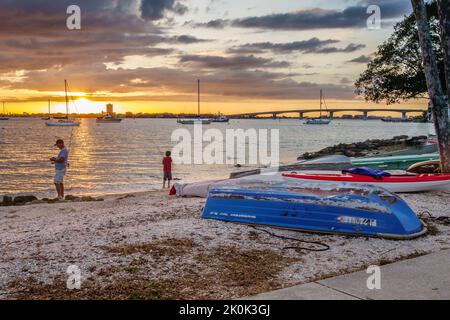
[
  {"x1": 411, "y1": 0, "x2": 450, "y2": 172},
  {"x1": 438, "y1": 0, "x2": 450, "y2": 98}
]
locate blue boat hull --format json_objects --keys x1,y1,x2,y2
[{"x1": 202, "y1": 186, "x2": 426, "y2": 239}]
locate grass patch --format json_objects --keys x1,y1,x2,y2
[
  {"x1": 99, "y1": 238, "x2": 197, "y2": 258},
  {"x1": 8, "y1": 276, "x2": 176, "y2": 300},
  {"x1": 8, "y1": 244, "x2": 294, "y2": 300},
  {"x1": 195, "y1": 245, "x2": 295, "y2": 297},
  {"x1": 378, "y1": 250, "x2": 427, "y2": 266}
]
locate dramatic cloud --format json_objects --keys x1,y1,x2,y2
[
  {"x1": 0, "y1": 0, "x2": 209, "y2": 74},
  {"x1": 140, "y1": 0, "x2": 188, "y2": 21},
  {"x1": 191, "y1": 18, "x2": 228, "y2": 29},
  {"x1": 2, "y1": 63, "x2": 355, "y2": 102},
  {"x1": 348, "y1": 55, "x2": 372, "y2": 63},
  {"x1": 171, "y1": 35, "x2": 211, "y2": 44},
  {"x1": 228, "y1": 38, "x2": 365, "y2": 54},
  {"x1": 179, "y1": 55, "x2": 290, "y2": 70},
  {"x1": 0, "y1": 0, "x2": 381, "y2": 104},
  {"x1": 314, "y1": 43, "x2": 366, "y2": 54},
  {"x1": 195, "y1": 0, "x2": 411, "y2": 30}
]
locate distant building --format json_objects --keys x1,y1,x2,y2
[{"x1": 106, "y1": 103, "x2": 114, "y2": 115}]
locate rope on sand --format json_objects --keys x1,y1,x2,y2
[{"x1": 250, "y1": 226, "x2": 331, "y2": 252}]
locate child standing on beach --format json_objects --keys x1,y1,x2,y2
[{"x1": 162, "y1": 151, "x2": 172, "y2": 188}]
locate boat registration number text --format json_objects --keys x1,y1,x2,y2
[{"x1": 338, "y1": 216, "x2": 377, "y2": 227}]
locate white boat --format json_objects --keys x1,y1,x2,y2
[
  {"x1": 46, "y1": 119, "x2": 80, "y2": 126},
  {"x1": 178, "y1": 79, "x2": 211, "y2": 125},
  {"x1": 177, "y1": 118, "x2": 211, "y2": 124},
  {"x1": 211, "y1": 114, "x2": 230, "y2": 123},
  {"x1": 42, "y1": 100, "x2": 51, "y2": 120},
  {"x1": 305, "y1": 89, "x2": 332, "y2": 125},
  {"x1": 46, "y1": 80, "x2": 80, "y2": 127},
  {"x1": 305, "y1": 118, "x2": 331, "y2": 125},
  {"x1": 0, "y1": 102, "x2": 9, "y2": 120},
  {"x1": 96, "y1": 114, "x2": 122, "y2": 123}
]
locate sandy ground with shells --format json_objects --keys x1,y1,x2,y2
[{"x1": 1, "y1": 189, "x2": 449, "y2": 300}]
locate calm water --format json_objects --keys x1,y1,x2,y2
[{"x1": 0, "y1": 118, "x2": 430, "y2": 197}]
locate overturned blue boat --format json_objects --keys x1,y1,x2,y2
[{"x1": 202, "y1": 177, "x2": 426, "y2": 240}]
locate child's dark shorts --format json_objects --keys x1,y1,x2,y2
[{"x1": 164, "y1": 172, "x2": 172, "y2": 181}]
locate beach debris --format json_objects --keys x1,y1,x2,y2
[
  {"x1": 2, "y1": 195, "x2": 37, "y2": 206},
  {"x1": 64, "y1": 195, "x2": 104, "y2": 202},
  {"x1": 0, "y1": 194, "x2": 106, "y2": 205},
  {"x1": 13, "y1": 195, "x2": 38, "y2": 204},
  {"x1": 1, "y1": 195, "x2": 38, "y2": 206},
  {"x1": 65, "y1": 195, "x2": 80, "y2": 201},
  {"x1": 1, "y1": 195, "x2": 13, "y2": 206}
]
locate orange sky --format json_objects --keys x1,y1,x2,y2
[
  {"x1": 0, "y1": 1, "x2": 421, "y2": 116},
  {"x1": 5, "y1": 98, "x2": 428, "y2": 116}
]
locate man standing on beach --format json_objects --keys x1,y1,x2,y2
[{"x1": 50, "y1": 139, "x2": 69, "y2": 200}]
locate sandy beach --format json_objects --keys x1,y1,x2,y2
[{"x1": 1, "y1": 189, "x2": 449, "y2": 300}]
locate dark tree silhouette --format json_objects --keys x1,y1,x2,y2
[{"x1": 355, "y1": 1, "x2": 445, "y2": 104}]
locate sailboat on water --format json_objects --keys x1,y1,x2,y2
[
  {"x1": 305, "y1": 89, "x2": 331, "y2": 125},
  {"x1": 46, "y1": 80, "x2": 80, "y2": 127},
  {"x1": 177, "y1": 80, "x2": 211, "y2": 125},
  {"x1": 42, "y1": 100, "x2": 52, "y2": 120},
  {"x1": 0, "y1": 102, "x2": 10, "y2": 120}
]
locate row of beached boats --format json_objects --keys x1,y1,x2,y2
[{"x1": 170, "y1": 138, "x2": 447, "y2": 240}]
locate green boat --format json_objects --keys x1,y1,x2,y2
[{"x1": 351, "y1": 153, "x2": 439, "y2": 170}]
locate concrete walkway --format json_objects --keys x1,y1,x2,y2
[{"x1": 249, "y1": 249, "x2": 450, "y2": 300}]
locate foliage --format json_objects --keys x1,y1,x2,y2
[{"x1": 355, "y1": 1, "x2": 446, "y2": 104}]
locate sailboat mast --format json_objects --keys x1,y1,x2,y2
[
  {"x1": 48, "y1": 99, "x2": 51, "y2": 115},
  {"x1": 198, "y1": 79, "x2": 200, "y2": 116},
  {"x1": 319, "y1": 89, "x2": 323, "y2": 119},
  {"x1": 64, "y1": 80, "x2": 69, "y2": 117}
]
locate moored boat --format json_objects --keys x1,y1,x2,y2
[
  {"x1": 96, "y1": 114, "x2": 123, "y2": 123},
  {"x1": 178, "y1": 79, "x2": 211, "y2": 125},
  {"x1": 282, "y1": 172, "x2": 450, "y2": 193},
  {"x1": 304, "y1": 89, "x2": 332, "y2": 125},
  {"x1": 46, "y1": 119, "x2": 80, "y2": 126},
  {"x1": 211, "y1": 114, "x2": 229, "y2": 123},
  {"x1": 0, "y1": 102, "x2": 9, "y2": 120},
  {"x1": 305, "y1": 118, "x2": 331, "y2": 125},
  {"x1": 45, "y1": 80, "x2": 80, "y2": 127},
  {"x1": 177, "y1": 118, "x2": 211, "y2": 125},
  {"x1": 201, "y1": 177, "x2": 426, "y2": 239}
]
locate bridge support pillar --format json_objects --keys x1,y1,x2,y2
[
  {"x1": 329, "y1": 111, "x2": 334, "y2": 119},
  {"x1": 272, "y1": 113, "x2": 277, "y2": 119},
  {"x1": 402, "y1": 112, "x2": 407, "y2": 121},
  {"x1": 363, "y1": 111, "x2": 368, "y2": 120},
  {"x1": 299, "y1": 112, "x2": 304, "y2": 119}
]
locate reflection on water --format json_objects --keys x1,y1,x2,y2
[{"x1": 0, "y1": 118, "x2": 429, "y2": 197}]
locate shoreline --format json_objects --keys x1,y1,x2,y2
[{"x1": 1, "y1": 188, "x2": 450, "y2": 299}]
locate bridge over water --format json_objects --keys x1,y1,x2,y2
[{"x1": 229, "y1": 108, "x2": 426, "y2": 120}]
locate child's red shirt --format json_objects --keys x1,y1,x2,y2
[{"x1": 163, "y1": 156, "x2": 172, "y2": 173}]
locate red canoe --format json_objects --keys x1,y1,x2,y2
[{"x1": 282, "y1": 173, "x2": 450, "y2": 193}]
